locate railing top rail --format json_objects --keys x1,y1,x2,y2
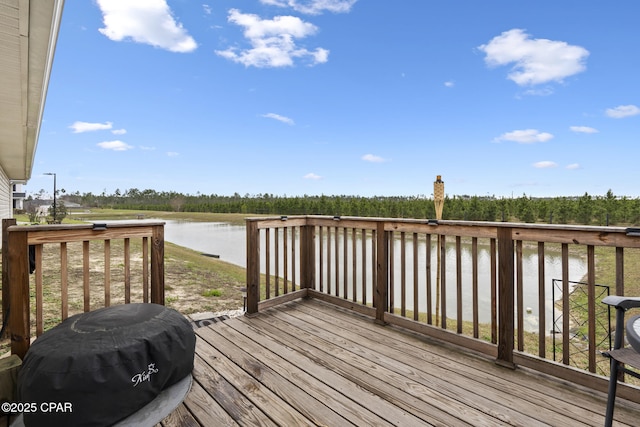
[
  {"x1": 246, "y1": 215, "x2": 633, "y2": 232},
  {"x1": 245, "y1": 216, "x2": 640, "y2": 247},
  {"x1": 6, "y1": 222, "x2": 165, "y2": 245}
]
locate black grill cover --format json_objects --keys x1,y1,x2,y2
[{"x1": 17, "y1": 303, "x2": 195, "y2": 427}]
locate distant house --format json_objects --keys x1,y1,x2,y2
[
  {"x1": 0, "y1": 1, "x2": 64, "y2": 225},
  {"x1": 12, "y1": 182, "x2": 26, "y2": 210}
]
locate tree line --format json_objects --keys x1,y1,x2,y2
[{"x1": 50, "y1": 188, "x2": 640, "y2": 226}]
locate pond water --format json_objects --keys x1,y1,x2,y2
[{"x1": 97, "y1": 219, "x2": 587, "y2": 333}]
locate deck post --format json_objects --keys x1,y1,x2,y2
[
  {"x1": 8, "y1": 227, "x2": 30, "y2": 359},
  {"x1": 246, "y1": 220, "x2": 260, "y2": 315},
  {"x1": 300, "y1": 221, "x2": 316, "y2": 290},
  {"x1": 496, "y1": 226, "x2": 515, "y2": 368},
  {"x1": 375, "y1": 221, "x2": 389, "y2": 324},
  {"x1": 2, "y1": 219, "x2": 17, "y2": 339},
  {"x1": 150, "y1": 224, "x2": 165, "y2": 305}
]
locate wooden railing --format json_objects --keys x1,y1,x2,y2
[
  {"x1": 2, "y1": 219, "x2": 165, "y2": 359},
  {"x1": 246, "y1": 215, "x2": 640, "y2": 402}
]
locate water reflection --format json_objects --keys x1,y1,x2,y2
[
  {"x1": 91, "y1": 219, "x2": 248, "y2": 266},
  {"x1": 163, "y1": 220, "x2": 247, "y2": 266}
]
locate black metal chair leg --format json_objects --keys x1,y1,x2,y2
[{"x1": 604, "y1": 355, "x2": 619, "y2": 427}]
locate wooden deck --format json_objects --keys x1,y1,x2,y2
[{"x1": 159, "y1": 298, "x2": 640, "y2": 427}]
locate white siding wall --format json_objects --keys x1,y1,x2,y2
[
  {"x1": 0, "y1": 166, "x2": 11, "y2": 220},
  {"x1": 0, "y1": 167, "x2": 10, "y2": 250}
]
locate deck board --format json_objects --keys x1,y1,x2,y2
[
  {"x1": 245, "y1": 304, "x2": 479, "y2": 426},
  {"x1": 162, "y1": 298, "x2": 640, "y2": 426}
]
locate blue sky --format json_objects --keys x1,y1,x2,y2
[{"x1": 31, "y1": 0, "x2": 640, "y2": 199}]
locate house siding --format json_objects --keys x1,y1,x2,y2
[{"x1": 0, "y1": 167, "x2": 11, "y2": 220}]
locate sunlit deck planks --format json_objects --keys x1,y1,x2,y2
[{"x1": 160, "y1": 298, "x2": 640, "y2": 426}]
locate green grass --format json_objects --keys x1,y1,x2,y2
[{"x1": 203, "y1": 289, "x2": 223, "y2": 297}]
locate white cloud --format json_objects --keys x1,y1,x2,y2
[
  {"x1": 112, "y1": 128, "x2": 127, "y2": 135},
  {"x1": 362, "y1": 154, "x2": 387, "y2": 163},
  {"x1": 215, "y1": 9, "x2": 329, "y2": 67},
  {"x1": 444, "y1": 81, "x2": 455, "y2": 88},
  {"x1": 606, "y1": 104, "x2": 640, "y2": 118},
  {"x1": 494, "y1": 129, "x2": 554, "y2": 144},
  {"x1": 96, "y1": 0, "x2": 197, "y2": 53},
  {"x1": 533, "y1": 161, "x2": 558, "y2": 169},
  {"x1": 478, "y1": 29, "x2": 589, "y2": 86},
  {"x1": 569, "y1": 126, "x2": 598, "y2": 134},
  {"x1": 167, "y1": 151, "x2": 179, "y2": 157},
  {"x1": 260, "y1": 0, "x2": 357, "y2": 15},
  {"x1": 97, "y1": 140, "x2": 133, "y2": 151},
  {"x1": 203, "y1": 4, "x2": 212, "y2": 15},
  {"x1": 70, "y1": 121, "x2": 113, "y2": 133},
  {"x1": 303, "y1": 172, "x2": 322, "y2": 180},
  {"x1": 262, "y1": 113, "x2": 295, "y2": 125},
  {"x1": 566, "y1": 163, "x2": 580, "y2": 170},
  {"x1": 520, "y1": 87, "x2": 554, "y2": 97}
]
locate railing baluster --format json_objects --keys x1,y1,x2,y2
[
  {"x1": 456, "y1": 236, "x2": 462, "y2": 333},
  {"x1": 276, "y1": 227, "x2": 281, "y2": 294},
  {"x1": 318, "y1": 226, "x2": 323, "y2": 293},
  {"x1": 361, "y1": 228, "x2": 367, "y2": 306},
  {"x1": 326, "y1": 226, "x2": 331, "y2": 296},
  {"x1": 351, "y1": 227, "x2": 357, "y2": 302},
  {"x1": 334, "y1": 226, "x2": 339, "y2": 297},
  {"x1": 537, "y1": 242, "x2": 545, "y2": 357},
  {"x1": 491, "y1": 237, "x2": 497, "y2": 344},
  {"x1": 275, "y1": 228, "x2": 280, "y2": 296},
  {"x1": 516, "y1": 240, "x2": 523, "y2": 351},
  {"x1": 61, "y1": 242, "x2": 68, "y2": 319},
  {"x1": 587, "y1": 245, "x2": 596, "y2": 373},
  {"x1": 426, "y1": 233, "x2": 432, "y2": 325},
  {"x1": 561, "y1": 243, "x2": 570, "y2": 365},
  {"x1": 284, "y1": 227, "x2": 289, "y2": 294},
  {"x1": 472, "y1": 237, "x2": 478, "y2": 338},
  {"x1": 615, "y1": 246, "x2": 624, "y2": 296},
  {"x1": 401, "y1": 232, "x2": 406, "y2": 317},
  {"x1": 83, "y1": 240, "x2": 90, "y2": 312},
  {"x1": 343, "y1": 228, "x2": 348, "y2": 299},
  {"x1": 142, "y1": 236, "x2": 149, "y2": 303},
  {"x1": 372, "y1": 229, "x2": 376, "y2": 307},
  {"x1": 124, "y1": 238, "x2": 131, "y2": 304},
  {"x1": 413, "y1": 233, "x2": 419, "y2": 321},
  {"x1": 35, "y1": 244, "x2": 44, "y2": 336},
  {"x1": 440, "y1": 234, "x2": 447, "y2": 330},
  {"x1": 292, "y1": 226, "x2": 297, "y2": 292},
  {"x1": 104, "y1": 240, "x2": 111, "y2": 306},
  {"x1": 389, "y1": 231, "x2": 395, "y2": 313},
  {"x1": 265, "y1": 228, "x2": 271, "y2": 299}
]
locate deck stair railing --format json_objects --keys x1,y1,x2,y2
[
  {"x1": 2, "y1": 219, "x2": 165, "y2": 359},
  {"x1": 246, "y1": 215, "x2": 640, "y2": 403}
]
